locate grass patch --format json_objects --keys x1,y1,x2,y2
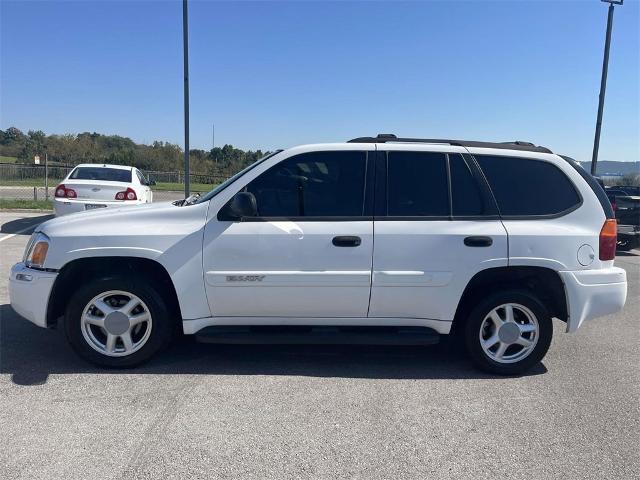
[
  {"x1": 0, "y1": 155, "x2": 18, "y2": 163},
  {"x1": 153, "y1": 182, "x2": 217, "y2": 192},
  {"x1": 0, "y1": 179, "x2": 63, "y2": 187},
  {"x1": 0, "y1": 199, "x2": 53, "y2": 210},
  {"x1": 0, "y1": 178, "x2": 218, "y2": 192}
]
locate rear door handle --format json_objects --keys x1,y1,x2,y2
[
  {"x1": 464, "y1": 236, "x2": 493, "y2": 247},
  {"x1": 332, "y1": 236, "x2": 362, "y2": 247}
]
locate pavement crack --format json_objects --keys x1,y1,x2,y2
[{"x1": 117, "y1": 378, "x2": 200, "y2": 478}]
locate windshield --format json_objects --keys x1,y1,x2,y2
[
  {"x1": 70, "y1": 167, "x2": 132, "y2": 183},
  {"x1": 194, "y1": 150, "x2": 283, "y2": 204}
]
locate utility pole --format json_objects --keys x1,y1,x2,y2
[
  {"x1": 212, "y1": 123, "x2": 215, "y2": 151},
  {"x1": 183, "y1": 0, "x2": 190, "y2": 197},
  {"x1": 591, "y1": 0, "x2": 623, "y2": 176},
  {"x1": 44, "y1": 150, "x2": 49, "y2": 200}
]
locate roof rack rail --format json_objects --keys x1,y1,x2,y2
[{"x1": 347, "y1": 134, "x2": 553, "y2": 154}]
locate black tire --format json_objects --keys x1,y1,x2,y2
[
  {"x1": 463, "y1": 290, "x2": 553, "y2": 375},
  {"x1": 63, "y1": 275, "x2": 175, "y2": 368}
]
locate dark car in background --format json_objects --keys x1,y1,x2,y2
[
  {"x1": 605, "y1": 190, "x2": 640, "y2": 251},
  {"x1": 607, "y1": 185, "x2": 640, "y2": 195}
]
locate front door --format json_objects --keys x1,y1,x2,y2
[{"x1": 202, "y1": 149, "x2": 375, "y2": 318}]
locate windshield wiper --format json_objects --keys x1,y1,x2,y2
[{"x1": 182, "y1": 192, "x2": 201, "y2": 206}]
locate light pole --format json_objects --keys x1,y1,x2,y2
[
  {"x1": 591, "y1": 0, "x2": 623, "y2": 176},
  {"x1": 183, "y1": 0, "x2": 190, "y2": 197}
]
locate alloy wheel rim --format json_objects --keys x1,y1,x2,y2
[
  {"x1": 80, "y1": 290, "x2": 152, "y2": 357},
  {"x1": 479, "y1": 303, "x2": 539, "y2": 364}
]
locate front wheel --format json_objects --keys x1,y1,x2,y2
[
  {"x1": 64, "y1": 276, "x2": 175, "y2": 368},
  {"x1": 463, "y1": 290, "x2": 553, "y2": 375}
]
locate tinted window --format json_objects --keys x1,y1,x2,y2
[
  {"x1": 387, "y1": 151, "x2": 448, "y2": 216},
  {"x1": 449, "y1": 154, "x2": 485, "y2": 216},
  {"x1": 245, "y1": 151, "x2": 366, "y2": 217},
  {"x1": 70, "y1": 167, "x2": 132, "y2": 183},
  {"x1": 476, "y1": 155, "x2": 580, "y2": 216}
]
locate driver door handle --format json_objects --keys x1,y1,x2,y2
[{"x1": 332, "y1": 236, "x2": 362, "y2": 247}]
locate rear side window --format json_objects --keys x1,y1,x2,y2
[
  {"x1": 245, "y1": 151, "x2": 366, "y2": 217},
  {"x1": 449, "y1": 154, "x2": 485, "y2": 216},
  {"x1": 387, "y1": 151, "x2": 448, "y2": 216},
  {"x1": 476, "y1": 155, "x2": 581, "y2": 216}
]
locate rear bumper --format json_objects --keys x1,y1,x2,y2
[
  {"x1": 53, "y1": 198, "x2": 144, "y2": 216},
  {"x1": 559, "y1": 267, "x2": 627, "y2": 333},
  {"x1": 9, "y1": 262, "x2": 57, "y2": 328}
]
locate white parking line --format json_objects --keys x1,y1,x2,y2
[{"x1": 0, "y1": 224, "x2": 38, "y2": 243}]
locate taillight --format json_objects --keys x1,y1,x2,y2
[
  {"x1": 54, "y1": 184, "x2": 77, "y2": 198},
  {"x1": 115, "y1": 187, "x2": 137, "y2": 201},
  {"x1": 599, "y1": 219, "x2": 617, "y2": 261}
]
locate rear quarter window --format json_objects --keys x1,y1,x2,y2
[{"x1": 475, "y1": 155, "x2": 581, "y2": 217}]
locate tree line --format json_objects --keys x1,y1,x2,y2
[{"x1": 0, "y1": 127, "x2": 270, "y2": 177}]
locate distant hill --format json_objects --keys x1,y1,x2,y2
[{"x1": 579, "y1": 161, "x2": 639, "y2": 176}]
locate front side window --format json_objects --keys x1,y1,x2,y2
[
  {"x1": 245, "y1": 151, "x2": 367, "y2": 217},
  {"x1": 70, "y1": 167, "x2": 132, "y2": 183},
  {"x1": 387, "y1": 151, "x2": 449, "y2": 216},
  {"x1": 476, "y1": 155, "x2": 581, "y2": 216}
]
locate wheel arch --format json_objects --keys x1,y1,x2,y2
[
  {"x1": 46, "y1": 256, "x2": 182, "y2": 328},
  {"x1": 451, "y1": 266, "x2": 567, "y2": 335}
]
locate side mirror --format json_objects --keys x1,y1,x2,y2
[
  {"x1": 147, "y1": 179, "x2": 157, "y2": 186},
  {"x1": 222, "y1": 192, "x2": 257, "y2": 220}
]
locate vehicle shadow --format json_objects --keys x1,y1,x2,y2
[
  {"x1": 0, "y1": 214, "x2": 54, "y2": 234},
  {"x1": 0, "y1": 304, "x2": 547, "y2": 386}
]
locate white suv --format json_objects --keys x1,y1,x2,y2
[{"x1": 9, "y1": 135, "x2": 628, "y2": 374}]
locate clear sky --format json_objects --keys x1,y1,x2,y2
[{"x1": 1, "y1": 0, "x2": 638, "y2": 162}]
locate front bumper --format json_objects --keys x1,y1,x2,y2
[
  {"x1": 53, "y1": 198, "x2": 143, "y2": 216},
  {"x1": 559, "y1": 267, "x2": 627, "y2": 333},
  {"x1": 9, "y1": 262, "x2": 58, "y2": 328}
]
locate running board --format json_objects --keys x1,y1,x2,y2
[{"x1": 195, "y1": 325, "x2": 440, "y2": 346}]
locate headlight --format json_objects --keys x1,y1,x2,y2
[{"x1": 23, "y1": 232, "x2": 50, "y2": 268}]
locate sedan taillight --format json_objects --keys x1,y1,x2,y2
[
  {"x1": 115, "y1": 188, "x2": 137, "y2": 201},
  {"x1": 54, "y1": 184, "x2": 77, "y2": 198}
]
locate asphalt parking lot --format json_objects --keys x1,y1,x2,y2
[{"x1": 0, "y1": 211, "x2": 638, "y2": 480}]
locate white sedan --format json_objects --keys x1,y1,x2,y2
[{"x1": 54, "y1": 164, "x2": 154, "y2": 216}]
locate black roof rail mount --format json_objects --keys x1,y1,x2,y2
[{"x1": 347, "y1": 134, "x2": 553, "y2": 154}]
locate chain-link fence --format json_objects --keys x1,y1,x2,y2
[{"x1": 0, "y1": 163, "x2": 227, "y2": 204}]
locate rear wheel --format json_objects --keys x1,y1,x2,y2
[
  {"x1": 64, "y1": 275, "x2": 174, "y2": 368},
  {"x1": 463, "y1": 290, "x2": 552, "y2": 375}
]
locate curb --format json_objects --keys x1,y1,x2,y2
[{"x1": 0, "y1": 209, "x2": 54, "y2": 213}]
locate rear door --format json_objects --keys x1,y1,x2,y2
[
  {"x1": 202, "y1": 148, "x2": 375, "y2": 318},
  {"x1": 369, "y1": 145, "x2": 508, "y2": 324}
]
